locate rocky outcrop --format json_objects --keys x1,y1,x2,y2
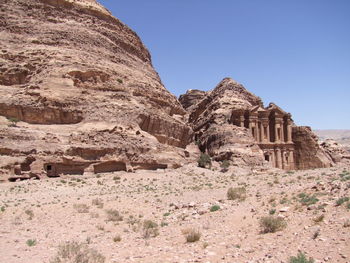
[
  {"x1": 0, "y1": 0, "x2": 197, "y2": 180},
  {"x1": 320, "y1": 139, "x2": 350, "y2": 163},
  {"x1": 178, "y1": 89, "x2": 206, "y2": 111},
  {"x1": 292, "y1": 126, "x2": 334, "y2": 169},
  {"x1": 181, "y1": 78, "x2": 334, "y2": 170},
  {"x1": 182, "y1": 78, "x2": 266, "y2": 167}
]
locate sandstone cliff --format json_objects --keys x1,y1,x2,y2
[
  {"x1": 0, "y1": 0, "x2": 196, "y2": 180},
  {"x1": 180, "y1": 78, "x2": 334, "y2": 170}
]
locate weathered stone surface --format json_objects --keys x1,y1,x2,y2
[
  {"x1": 181, "y1": 78, "x2": 334, "y2": 170},
  {"x1": 178, "y1": 89, "x2": 207, "y2": 111},
  {"x1": 320, "y1": 139, "x2": 350, "y2": 163},
  {"x1": 184, "y1": 78, "x2": 265, "y2": 167},
  {"x1": 292, "y1": 126, "x2": 334, "y2": 169},
  {"x1": 0, "y1": 0, "x2": 197, "y2": 179}
]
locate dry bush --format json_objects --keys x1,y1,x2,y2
[
  {"x1": 227, "y1": 187, "x2": 246, "y2": 201},
  {"x1": 182, "y1": 228, "x2": 201, "y2": 243},
  {"x1": 91, "y1": 198, "x2": 104, "y2": 209},
  {"x1": 73, "y1": 204, "x2": 89, "y2": 213},
  {"x1": 105, "y1": 209, "x2": 123, "y2": 222},
  {"x1": 113, "y1": 235, "x2": 121, "y2": 242},
  {"x1": 260, "y1": 216, "x2": 287, "y2": 233},
  {"x1": 50, "y1": 241, "x2": 105, "y2": 263},
  {"x1": 142, "y1": 220, "x2": 159, "y2": 238}
]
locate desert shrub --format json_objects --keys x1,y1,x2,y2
[
  {"x1": 7, "y1": 117, "x2": 19, "y2": 127},
  {"x1": 142, "y1": 220, "x2": 159, "y2": 238},
  {"x1": 260, "y1": 216, "x2": 287, "y2": 233},
  {"x1": 289, "y1": 252, "x2": 314, "y2": 263},
  {"x1": 25, "y1": 209, "x2": 34, "y2": 220},
  {"x1": 210, "y1": 205, "x2": 220, "y2": 212},
  {"x1": 92, "y1": 198, "x2": 104, "y2": 208},
  {"x1": 269, "y1": 209, "x2": 276, "y2": 215},
  {"x1": 183, "y1": 228, "x2": 201, "y2": 243},
  {"x1": 117, "y1": 78, "x2": 123, "y2": 84},
  {"x1": 312, "y1": 229, "x2": 320, "y2": 239},
  {"x1": 298, "y1": 193, "x2": 318, "y2": 206},
  {"x1": 50, "y1": 241, "x2": 105, "y2": 263},
  {"x1": 105, "y1": 209, "x2": 123, "y2": 222},
  {"x1": 198, "y1": 153, "x2": 211, "y2": 168},
  {"x1": 26, "y1": 239, "x2": 36, "y2": 247},
  {"x1": 313, "y1": 214, "x2": 324, "y2": 223},
  {"x1": 220, "y1": 160, "x2": 230, "y2": 172},
  {"x1": 336, "y1": 196, "x2": 349, "y2": 206},
  {"x1": 73, "y1": 204, "x2": 89, "y2": 213},
  {"x1": 113, "y1": 235, "x2": 121, "y2": 242},
  {"x1": 227, "y1": 187, "x2": 246, "y2": 201}
]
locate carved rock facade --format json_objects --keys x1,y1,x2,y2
[
  {"x1": 181, "y1": 78, "x2": 334, "y2": 170},
  {"x1": 0, "y1": 0, "x2": 197, "y2": 180}
]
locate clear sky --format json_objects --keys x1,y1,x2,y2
[{"x1": 99, "y1": 0, "x2": 350, "y2": 129}]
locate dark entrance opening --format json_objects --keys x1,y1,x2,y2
[
  {"x1": 265, "y1": 155, "x2": 270, "y2": 162},
  {"x1": 46, "y1": 165, "x2": 52, "y2": 171}
]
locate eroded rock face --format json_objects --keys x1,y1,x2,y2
[
  {"x1": 178, "y1": 89, "x2": 207, "y2": 111},
  {"x1": 0, "y1": 0, "x2": 196, "y2": 179},
  {"x1": 320, "y1": 139, "x2": 350, "y2": 164},
  {"x1": 292, "y1": 127, "x2": 334, "y2": 169},
  {"x1": 182, "y1": 78, "x2": 266, "y2": 167},
  {"x1": 181, "y1": 78, "x2": 334, "y2": 170}
]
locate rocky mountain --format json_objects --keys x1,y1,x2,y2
[
  {"x1": 0, "y1": 0, "x2": 344, "y2": 182},
  {"x1": 0, "y1": 0, "x2": 196, "y2": 181},
  {"x1": 179, "y1": 78, "x2": 336, "y2": 170},
  {"x1": 315, "y1": 130, "x2": 350, "y2": 151}
]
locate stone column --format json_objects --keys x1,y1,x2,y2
[
  {"x1": 260, "y1": 122, "x2": 264, "y2": 143},
  {"x1": 275, "y1": 149, "x2": 282, "y2": 169},
  {"x1": 266, "y1": 124, "x2": 270, "y2": 142},
  {"x1": 255, "y1": 120, "x2": 259, "y2": 141},
  {"x1": 287, "y1": 121, "x2": 293, "y2": 143},
  {"x1": 281, "y1": 120, "x2": 285, "y2": 143},
  {"x1": 289, "y1": 150, "x2": 295, "y2": 170},
  {"x1": 281, "y1": 150, "x2": 286, "y2": 169},
  {"x1": 240, "y1": 115, "x2": 245, "y2": 127},
  {"x1": 275, "y1": 122, "x2": 280, "y2": 143},
  {"x1": 270, "y1": 151, "x2": 275, "y2": 168}
]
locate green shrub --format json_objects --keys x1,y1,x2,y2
[
  {"x1": 289, "y1": 252, "x2": 314, "y2": 263},
  {"x1": 7, "y1": 117, "x2": 19, "y2": 127},
  {"x1": 298, "y1": 193, "x2": 319, "y2": 206},
  {"x1": 227, "y1": 187, "x2": 246, "y2": 201},
  {"x1": 26, "y1": 239, "x2": 37, "y2": 247},
  {"x1": 269, "y1": 209, "x2": 276, "y2": 215},
  {"x1": 198, "y1": 153, "x2": 211, "y2": 168},
  {"x1": 336, "y1": 197, "x2": 349, "y2": 206},
  {"x1": 260, "y1": 216, "x2": 287, "y2": 233},
  {"x1": 117, "y1": 78, "x2": 123, "y2": 84},
  {"x1": 210, "y1": 205, "x2": 220, "y2": 212}
]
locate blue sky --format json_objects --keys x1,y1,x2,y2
[{"x1": 99, "y1": 0, "x2": 350, "y2": 129}]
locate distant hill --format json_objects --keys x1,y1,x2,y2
[{"x1": 314, "y1": 130, "x2": 350, "y2": 151}]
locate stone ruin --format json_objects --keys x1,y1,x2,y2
[
  {"x1": 0, "y1": 0, "x2": 346, "y2": 182},
  {"x1": 180, "y1": 78, "x2": 336, "y2": 171},
  {"x1": 231, "y1": 103, "x2": 295, "y2": 170}
]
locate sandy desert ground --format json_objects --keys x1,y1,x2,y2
[{"x1": 0, "y1": 164, "x2": 349, "y2": 263}]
